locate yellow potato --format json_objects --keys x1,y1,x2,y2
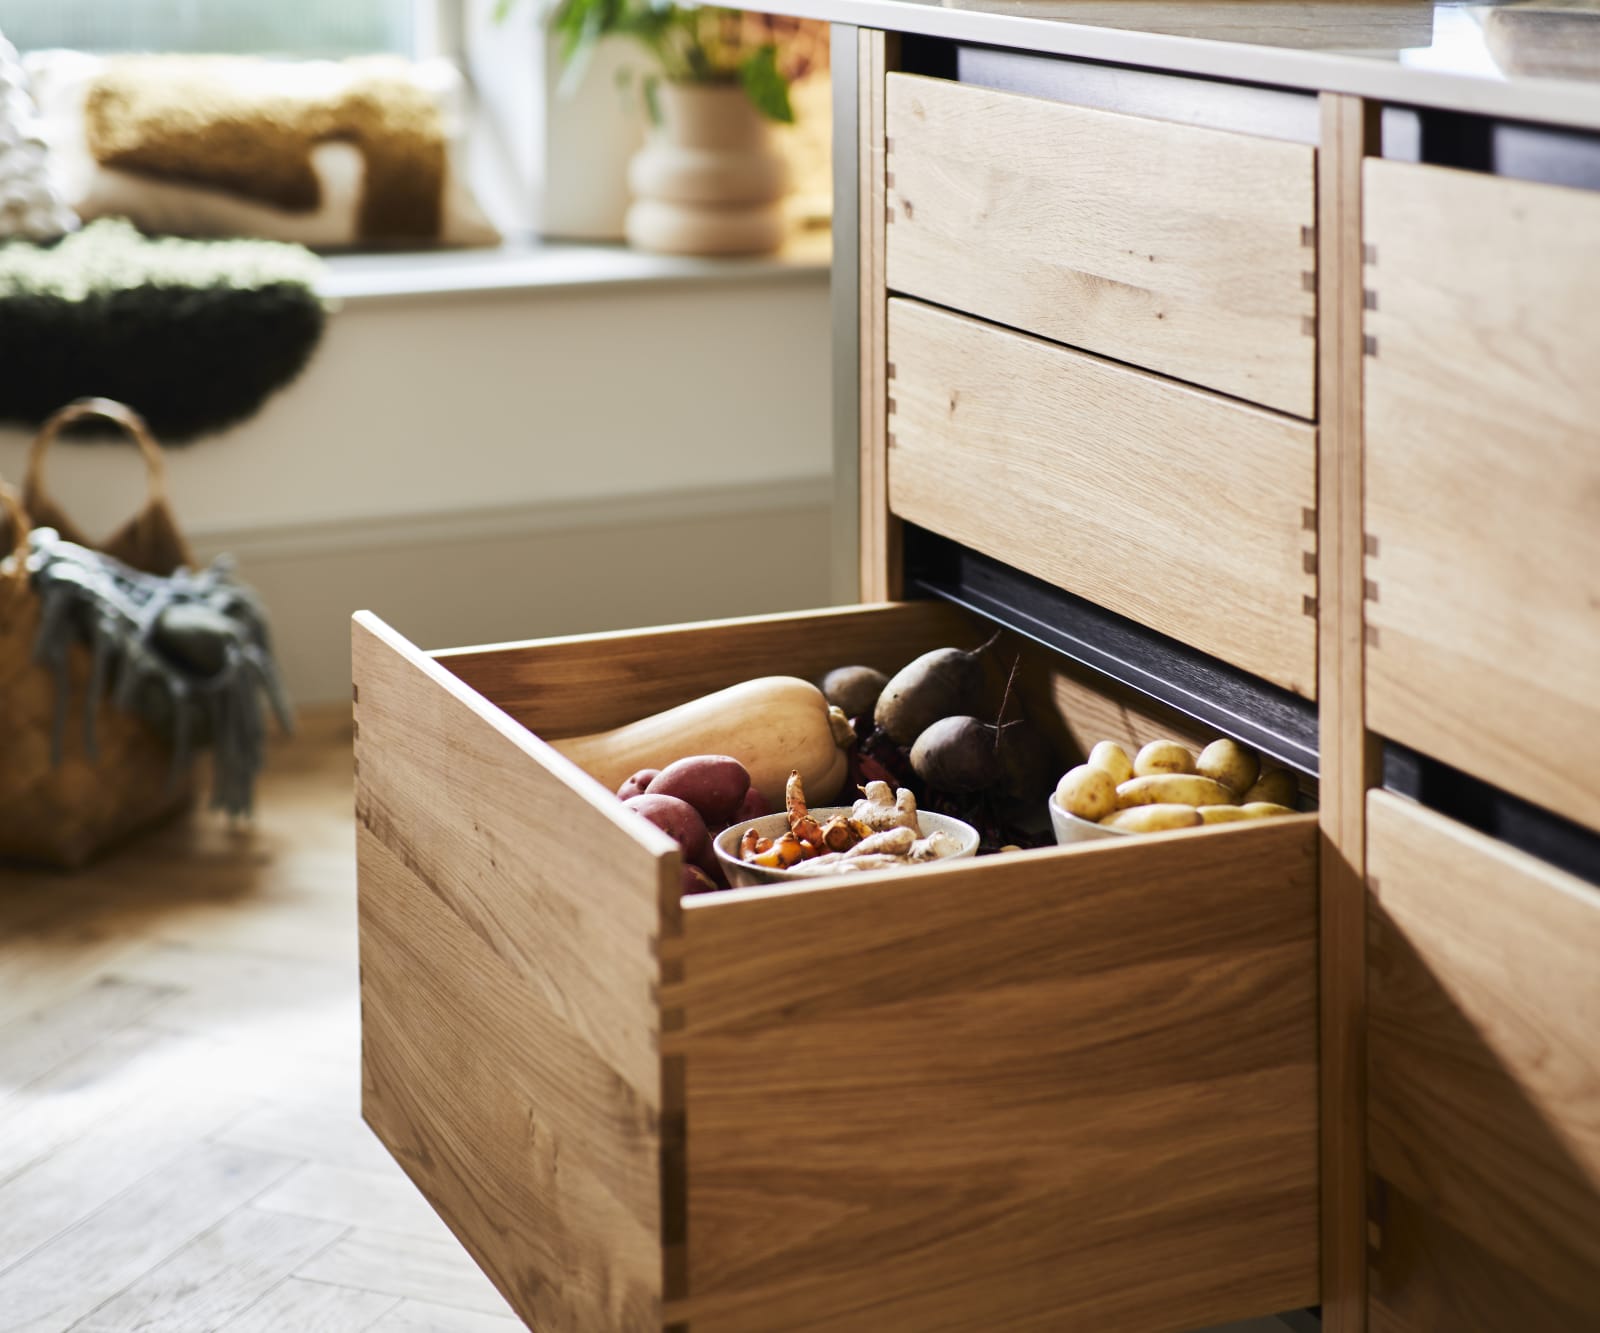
[
  {"x1": 1196, "y1": 738, "x2": 1260, "y2": 795},
  {"x1": 1239, "y1": 801, "x2": 1298, "y2": 819},
  {"x1": 1243, "y1": 769, "x2": 1299, "y2": 807},
  {"x1": 1085, "y1": 740, "x2": 1134, "y2": 785},
  {"x1": 1133, "y1": 739, "x2": 1194, "y2": 777},
  {"x1": 1198, "y1": 805, "x2": 1254, "y2": 824},
  {"x1": 1099, "y1": 803, "x2": 1203, "y2": 833},
  {"x1": 1055, "y1": 764, "x2": 1119, "y2": 821},
  {"x1": 1116, "y1": 773, "x2": 1237, "y2": 808}
]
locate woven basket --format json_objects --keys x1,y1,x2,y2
[{"x1": 0, "y1": 401, "x2": 196, "y2": 869}]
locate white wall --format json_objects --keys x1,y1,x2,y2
[{"x1": 0, "y1": 269, "x2": 835, "y2": 702}]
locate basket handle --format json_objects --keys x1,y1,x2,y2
[
  {"x1": 1, "y1": 481, "x2": 29, "y2": 590},
  {"x1": 25, "y1": 398, "x2": 172, "y2": 515}
]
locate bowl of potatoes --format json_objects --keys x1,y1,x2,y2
[{"x1": 1050, "y1": 737, "x2": 1302, "y2": 844}]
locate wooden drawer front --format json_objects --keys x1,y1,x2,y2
[
  {"x1": 884, "y1": 73, "x2": 1317, "y2": 417},
  {"x1": 887, "y1": 298, "x2": 1319, "y2": 697},
  {"x1": 1364, "y1": 160, "x2": 1600, "y2": 833},
  {"x1": 355, "y1": 602, "x2": 1318, "y2": 1333},
  {"x1": 1367, "y1": 791, "x2": 1600, "y2": 1331}
]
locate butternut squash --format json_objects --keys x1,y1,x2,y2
[{"x1": 549, "y1": 676, "x2": 849, "y2": 808}]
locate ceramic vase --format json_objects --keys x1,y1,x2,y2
[{"x1": 625, "y1": 83, "x2": 789, "y2": 256}]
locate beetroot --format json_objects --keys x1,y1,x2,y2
[{"x1": 680, "y1": 864, "x2": 718, "y2": 896}]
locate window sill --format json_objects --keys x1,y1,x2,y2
[{"x1": 319, "y1": 230, "x2": 832, "y2": 304}]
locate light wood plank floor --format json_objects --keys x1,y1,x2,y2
[{"x1": 0, "y1": 709, "x2": 522, "y2": 1332}]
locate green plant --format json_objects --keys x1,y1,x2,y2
[{"x1": 500, "y1": 0, "x2": 798, "y2": 122}]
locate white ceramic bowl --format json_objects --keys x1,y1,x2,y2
[
  {"x1": 1047, "y1": 794, "x2": 1134, "y2": 845},
  {"x1": 714, "y1": 806, "x2": 980, "y2": 888}
]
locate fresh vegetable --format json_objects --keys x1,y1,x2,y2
[
  {"x1": 909, "y1": 715, "x2": 1008, "y2": 793},
  {"x1": 1196, "y1": 739, "x2": 1260, "y2": 795},
  {"x1": 729, "y1": 785, "x2": 771, "y2": 823},
  {"x1": 616, "y1": 768, "x2": 660, "y2": 801},
  {"x1": 1055, "y1": 764, "x2": 1118, "y2": 821},
  {"x1": 1099, "y1": 804, "x2": 1202, "y2": 833},
  {"x1": 1197, "y1": 805, "x2": 1253, "y2": 824},
  {"x1": 1133, "y1": 740, "x2": 1195, "y2": 777},
  {"x1": 822, "y1": 665, "x2": 890, "y2": 720},
  {"x1": 873, "y1": 634, "x2": 997, "y2": 745},
  {"x1": 1239, "y1": 801, "x2": 1297, "y2": 819},
  {"x1": 1243, "y1": 769, "x2": 1298, "y2": 807},
  {"x1": 680, "y1": 864, "x2": 718, "y2": 894},
  {"x1": 851, "y1": 780, "x2": 919, "y2": 833},
  {"x1": 996, "y1": 724, "x2": 1058, "y2": 802},
  {"x1": 623, "y1": 793, "x2": 711, "y2": 868},
  {"x1": 551, "y1": 676, "x2": 848, "y2": 807},
  {"x1": 645, "y1": 755, "x2": 750, "y2": 824},
  {"x1": 1116, "y1": 774, "x2": 1237, "y2": 808},
  {"x1": 1086, "y1": 740, "x2": 1134, "y2": 785}
]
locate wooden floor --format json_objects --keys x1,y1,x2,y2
[{"x1": 0, "y1": 709, "x2": 522, "y2": 1332}]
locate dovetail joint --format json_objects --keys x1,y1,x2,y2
[
  {"x1": 1366, "y1": 624, "x2": 1382, "y2": 648},
  {"x1": 1302, "y1": 551, "x2": 1318, "y2": 576},
  {"x1": 1301, "y1": 315, "x2": 1316, "y2": 338},
  {"x1": 1364, "y1": 533, "x2": 1380, "y2": 557},
  {"x1": 885, "y1": 170, "x2": 895, "y2": 189},
  {"x1": 1363, "y1": 243, "x2": 1378, "y2": 265},
  {"x1": 1364, "y1": 334, "x2": 1379, "y2": 358},
  {"x1": 1364, "y1": 288, "x2": 1379, "y2": 311},
  {"x1": 352, "y1": 683, "x2": 360, "y2": 703},
  {"x1": 1300, "y1": 225, "x2": 1316, "y2": 247},
  {"x1": 1302, "y1": 595, "x2": 1318, "y2": 618},
  {"x1": 886, "y1": 397, "x2": 897, "y2": 415},
  {"x1": 1301, "y1": 507, "x2": 1317, "y2": 532},
  {"x1": 1365, "y1": 579, "x2": 1380, "y2": 603},
  {"x1": 1301, "y1": 270, "x2": 1316, "y2": 293},
  {"x1": 886, "y1": 362, "x2": 896, "y2": 380}
]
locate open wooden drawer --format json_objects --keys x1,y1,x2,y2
[{"x1": 352, "y1": 600, "x2": 1318, "y2": 1333}]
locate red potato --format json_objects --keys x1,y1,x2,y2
[
  {"x1": 617, "y1": 769, "x2": 660, "y2": 801},
  {"x1": 728, "y1": 785, "x2": 771, "y2": 824},
  {"x1": 680, "y1": 865, "x2": 718, "y2": 896},
  {"x1": 645, "y1": 755, "x2": 751, "y2": 824},
  {"x1": 623, "y1": 794, "x2": 710, "y2": 867}
]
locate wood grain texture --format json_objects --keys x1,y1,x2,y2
[
  {"x1": 1364, "y1": 159, "x2": 1600, "y2": 834},
  {"x1": 353, "y1": 612, "x2": 672, "y2": 1333},
  {"x1": 671, "y1": 817, "x2": 1321, "y2": 1333},
  {"x1": 859, "y1": 28, "x2": 902, "y2": 601},
  {"x1": 1316, "y1": 91, "x2": 1381, "y2": 1333},
  {"x1": 884, "y1": 73, "x2": 1317, "y2": 416},
  {"x1": 434, "y1": 600, "x2": 976, "y2": 739},
  {"x1": 1367, "y1": 791, "x2": 1600, "y2": 1330},
  {"x1": 886, "y1": 297, "x2": 1319, "y2": 695}
]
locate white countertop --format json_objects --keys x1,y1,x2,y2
[{"x1": 802, "y1": 1, "x2": 1600, "y2": 130}]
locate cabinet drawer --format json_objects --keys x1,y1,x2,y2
[
  {"x1": 1364, "y1": 160, "x2": 1600, "y2": 833},
  {"x1": 1367, "y1": 792, "x2": 1600, "y2": 1330},
  {"x1": 884, "y1": 73, "x2": 1318, "y2": 417},
  {"x1": 353, "y1": 601, "x2": 1318, "y2": 1333},
  {"x1": 888, "y1": 298, "x2": 1319, "y2": 697}
]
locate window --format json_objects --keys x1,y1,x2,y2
[{"x1": 2, "y1": 0, "x2": 416, "y2": 57}]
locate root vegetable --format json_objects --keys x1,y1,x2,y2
[
  {"x1": 1196, "y1": 739, "x2": 1261, "y2": 795},
  {"x1": 624, "y1": 794, "x2": 711, "y2": 867},
  {"x1": 823, "y1": 665, "x2": 890, "y2": 719},
  {"x1": 1198, "y1": 805, "x2": 1253, "y2": 824},
  {"x1": 1243, "y1": 769, "x2": 1299, "y2": 808},
  {"x1": 1133, "y1": 740, "x2": 1196, "y2": 776},
  {"x1": 845, "y1": 825, "x2": 916, "y2": 858},
  {"x1": 1116, "y1": 773, "x2": 1237, "y2": 808},
  {"x1": 910, "y1": 715, "x2": 1006, "y2": 793},
  {"x1": 646, "y1": 755, "x2": 751, "y2": 824},
  {"x1": 1238, "y1": 801, "x2": 1297, "y2": 819},
  {"x1": 1099, "y1": 804, "x2": 1202, "y2": 833},
  {"x1": 874, "y1": 635, "x2": 998, "y2": 745},
  {"x1": 1086, "y1": 741, "x2": 1134, "y2": 785},
  {"x1": 617, "y1": 769, "x2": 660, "y2": 801},
  {"x1": 851, "y1": 782, "x2": 919, "y2": 833},
  {"x1": 729, "y1": 786, "x2": 771, "y2": 824},
  {"x1": 680, "y1": 865, "x2": 718, "y2": 895},
  {"x1": 1056, "y1": 764, "x2": 1118, "y2": 821}
]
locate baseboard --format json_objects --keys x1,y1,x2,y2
[{"x1": 209, "y1": 480, "x2": 836, "y2": 705}]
